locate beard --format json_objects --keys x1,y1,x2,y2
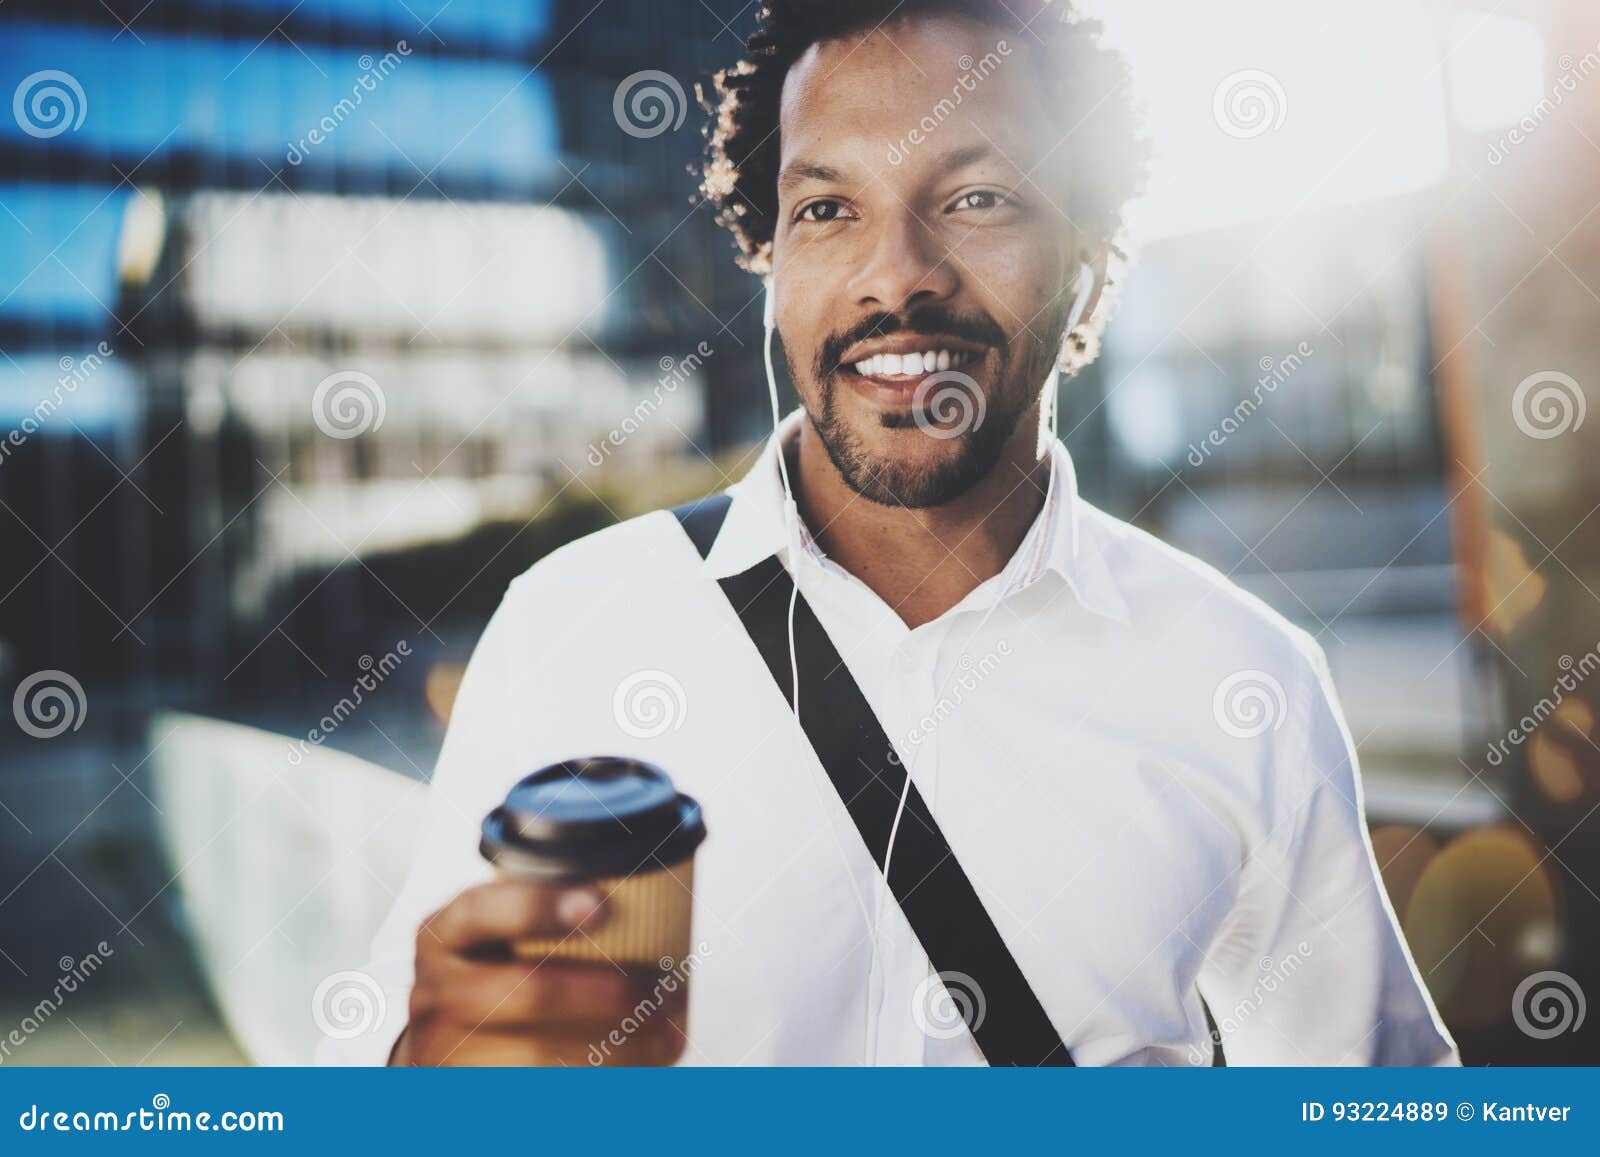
[{"x1": 792, "y1": 305, "x2": 1059, "y2": 509}]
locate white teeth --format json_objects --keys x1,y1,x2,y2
[{"x1": 852, "y1": 349, "x2": 980, "y2": 377}]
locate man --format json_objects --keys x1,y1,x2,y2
[{"x1": 322, "y1": 0, "x2": 1457, "y2": 1066}]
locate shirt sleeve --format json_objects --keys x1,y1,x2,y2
[
  {"x1": 315, "y1": 578, "x2": 538, "y2": 1066},
  {"x1": 1202, "y1": 643, "x2": 1460, "y2": 1066}
]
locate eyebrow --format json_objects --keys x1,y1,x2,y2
[
  {"x1": 938, "y1": 143, "x2": 1004, "y2": 172},
  {"x1": 776, "y1": 159, "x2": 847, "y2": 192},
  {"x1": 776, "y1": 143, "x2": 1009, "y2": 194}
]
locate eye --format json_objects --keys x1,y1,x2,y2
[
  {"x1": 795, "y1": 198, "x2": 855, "y2": 224},
  {"x1": 950, "y1": 189, "x2": 1014, "y2": 212}
]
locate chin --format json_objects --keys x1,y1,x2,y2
[{"x1": 816, "y1": 400, "x2": 1013, "y2": 509}]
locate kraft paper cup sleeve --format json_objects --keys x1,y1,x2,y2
[{"x1": 501, "y1": 856, "x2": 697, "y2": 969}]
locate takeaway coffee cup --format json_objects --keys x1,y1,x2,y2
[{"x1": 479, "y1": 756, "x2": 707, "y2": 973}]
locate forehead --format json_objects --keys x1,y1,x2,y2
[{"x1": 778, "y1": 15, "x2": 1049, "y2": 180}]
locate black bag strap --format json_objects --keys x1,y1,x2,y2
[{"x1": 671, "y1": 494, "x2": 1224, "y2": 1067}]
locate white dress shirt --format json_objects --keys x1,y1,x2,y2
[{"x1": 319, "y1": 410, "x2": 1458, "y2": 1067}]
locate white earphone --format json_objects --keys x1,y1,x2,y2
[{"x1": 1043, "y1": 260, "x2": 1097, "y2": 444}]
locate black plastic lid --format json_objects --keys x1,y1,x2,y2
[{"x1": 479, "y1": 756, "x2": 706, "y2": 880}]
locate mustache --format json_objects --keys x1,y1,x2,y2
[{"x1": 813, "y1": 306, "x2": 1008, "y2": 379}]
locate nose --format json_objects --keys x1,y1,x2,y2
[{"x1": 845, "y1": 209, "x2": 959, "y2": 313}]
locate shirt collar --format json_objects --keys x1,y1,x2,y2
[{"x1": 700, "y1": 408, "x2": 1130, "y2": 626}]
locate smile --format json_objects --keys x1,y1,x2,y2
[{"x1": 849, "y1": 348, "x2": 981, "y2": 380}]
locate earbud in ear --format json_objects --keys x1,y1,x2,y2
[
  {"x1": 1053, "y1": 260, "x2": 1098, "y2": 377},
  {"x1": 1064, "y1": 261, "x2": 1095, "y2": 334},
  {"x1": 762, "y1": 277, "x2": 775, "y2": 330}
]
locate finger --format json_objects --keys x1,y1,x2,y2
[
  {"x1": 420, "y1": 880, "x2": 606, "y2": 954},
  {"x1": 420, "y1": 959, "x2": 641, "y2": 1028}
]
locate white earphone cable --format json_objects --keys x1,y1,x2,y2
[
  {"x1": 762, "y1": 283, "x2": 880, "y2": 1063},
  {"x1": 868, "y1": 259, "x2": 1094, "y2": 1061}
]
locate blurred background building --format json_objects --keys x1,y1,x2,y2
[{"x1": 2, "y1": 0, "x2": 1598, "y2": 1065}]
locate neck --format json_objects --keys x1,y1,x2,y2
[{"x1": 788, "y1": 408, "x2": 1051, "y2": 630}]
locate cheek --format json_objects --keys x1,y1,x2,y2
[
  {"x1": 772, "y1": 270, "x2": 832, "y2": 385},
  {"x1": 773, "y1": 243, "x2": 834, "y2": 329},
  {"x1": 954, "y1": 233, "x2": 1067, "y2": 329}
]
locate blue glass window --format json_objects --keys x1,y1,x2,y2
[{"x1": 1, "y1": 23, "x2": 560, "y2": 184}]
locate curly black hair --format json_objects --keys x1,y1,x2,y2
[{"x1": 699, "y1": 0, "x2": 1149, "y2": 371}]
